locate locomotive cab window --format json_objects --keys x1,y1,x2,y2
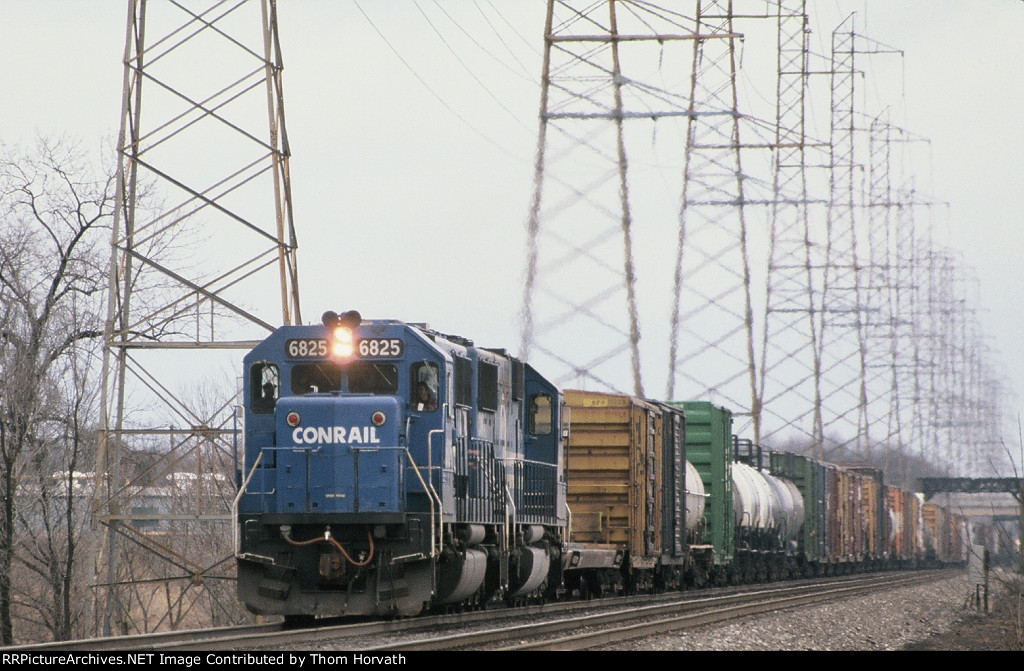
[
  {"x1": 410, "y1": 362, "x2": 439, "y2": 412},
  {"x1": 348, "y1": 362, "x2": 399, "y2": 394},
  {"x1": 291, "y1": 362, "x2": 398, "y2": 395},
  {"x1": 529, "y1": 393, "x2": 553, "y2": 435},
  {"x1": 291, "y1": 362, "x2": 341, "y2": 394},
  {"x1": 250, "y1": 362, "x2": 280, "y2": 414}
]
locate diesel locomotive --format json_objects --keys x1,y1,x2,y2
[
  {"x1": 235, "y1": 311, "x2": 566, "y2": 618},
  {"x1": 234, "y1": 312, "x2": 972, "y2": 619}
]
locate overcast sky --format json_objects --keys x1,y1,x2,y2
[{"x1": 3, "y1": 1, "x2": 1022, "y2": 456}]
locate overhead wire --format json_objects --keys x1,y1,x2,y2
[
  {"x1": 351, "y1": 0, "x2": 538, "y2": 165},
  {"x1": 417, "y1": 1, "x2": 536, "y2": 134},
  {"x1": 477, "y1": 1, "x2": 542, "y2": 74},
  {"x1": 432, "y1": 1, "x2": 537, "y2": 82}
]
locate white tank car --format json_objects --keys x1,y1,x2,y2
[
  {"x1": 684, "y1": 460, "x2": 706, "y2": 532},
  {"x1": 760, "y1": 469, "x2": 803, "y2": 543},
  {"x1": 780, "y1": 476, "x2": 804, "y2": 543},
  {"x1": 732, "y1": 462, "x2": 773, "y2": 529}
]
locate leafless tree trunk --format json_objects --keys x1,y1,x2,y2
[
  {"x1": 12, "y1": 343, "x2": 100, "y2": 642},
  {"x1": 0, "y1": 137, "x2": 112, "y2": 643}
]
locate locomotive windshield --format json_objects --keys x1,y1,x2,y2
[
  {"x1": 290, "y1": 361, "x2": 398, "y2": 395},
  {"x1": 348, "y1": 362, "x2": 399, "y2": 393}
]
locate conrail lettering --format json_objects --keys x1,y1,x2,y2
[{"x1": 292, "y1": 426, "x2": 381, "y2": 445}]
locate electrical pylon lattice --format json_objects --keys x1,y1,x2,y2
[
  {"x1": 758, "y1": 0, "x2": 828, "y2": 448},
  {"x1": 667, "y1": 0, "x2": 767, "y2": 428},
  {"x1": 522, "y1": 1, "x2": 1011, "y2": 478},
  {"x1": 94, "y1": 0, "x2": 299, "y2": 636},
  {"x1": 521, "y1": 1, "x2": 765, "y2": 406}
]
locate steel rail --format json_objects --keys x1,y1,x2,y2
[{"x1": 365, "y1": 571, "x2": 947, "y2": 651}]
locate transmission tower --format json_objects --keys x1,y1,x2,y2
[
  {"x1": 862, "y1": 114, "x2": 934, "y2": 480},
  {"x1": 924, "y1": 248, "x2": 962, "y2": 471},
  {"x1": 666, "y1": 0, "x2": 775, "y2": 429},
  {"x1": 862, "y1": 114, "x2": 897, "y2": 457},
  {"x1": 94, "y1": 0, "x2": 299, "y2": 635},
  {"x1": 521, "y1": 1, "x2": 739, "y2": 396},
  {"x1": 757, "y1": 0, "x2": 828, "y2": 448},
  {"x1": 903, "y1": 191, "x2": 934, "y2": 477}
]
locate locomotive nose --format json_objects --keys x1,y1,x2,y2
[{"x1": 276, "y1": 395, "x2": 403, "y2": 515}]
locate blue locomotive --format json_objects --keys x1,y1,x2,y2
[{"x1": 235, "y1": 311, "x2": 566, "y2": 618}]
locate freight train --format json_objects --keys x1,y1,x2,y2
[{"x1": 233, "y1": 313, "x2": 972, "y2": 620}]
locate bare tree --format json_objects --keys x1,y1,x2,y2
[
  {"x1": 11, "y1": 337, "x2": 101, "y2": 642},
  {"x1": 0, "y1": 137, "x2": 112, "y2": 643}
]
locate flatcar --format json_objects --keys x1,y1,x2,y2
[{"x1": 234, "y1": 312, "x2": 972, "y2": 620}]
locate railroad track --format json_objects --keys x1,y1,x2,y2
[
  {"x1": 366, "y1": 570, "x2": 949, "y2": 651},
  {"x1": 4, "y1": 570, "x2": 954, "y2": 652}
]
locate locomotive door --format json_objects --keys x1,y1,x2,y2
[{"x1": 406, "y1": 361, "x2": 445, "y2": 515}]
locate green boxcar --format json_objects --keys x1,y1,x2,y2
[
  {"x1": 770, "y1": 452, "x2": 827, "y2": 567},
  {"x1": 670, "y1": 401, "x2": 733, "y2": 572}
]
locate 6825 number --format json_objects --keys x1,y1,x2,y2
[
  {"x1": 285, "y1": 337, "x2": 403, "y2": 359},
  {"x1": 286, "y1": 338, "x2": 328, "y2": 358},
  {"x1": 358, "y1": 338, "x2": 403, "y2": 358}
]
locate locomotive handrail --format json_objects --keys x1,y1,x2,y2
[
  {"x1": 504, "y1": 482, "x2": 516, "y2": 552},
  {"x1": 406, "y1": 411, "x2": 443, "y2": 556},
  {"x1": 427, "y1": 424, "x2": 445, "y2": 470},
  {"x1": 564, "y1": 501, "x2": 572, "y2": 545},
  {"x1": 496, "y1": 455, "x2": 558, "y2": 469},
  {"x1": 232, "y1": 451, "x2": 263, "y2": 556},
  {"x1": 496, "y1": 456, "x2": 559, "y2": 524},
  {"x1": 403, "y1": 447, "x2": 442, "y2": 559}
]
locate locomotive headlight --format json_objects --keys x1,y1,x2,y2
[
  {"x1": 286, "y1": 411, "x2": 301, "y2": 427},
  {"x1": 371, "y1": 411, "x2": 386, "y2": 426},
  {"x1": 332, "y1": 326, "x2": 355, "y2": 358}
]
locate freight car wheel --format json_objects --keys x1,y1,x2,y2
[
  {"x1": 712, "y1": 567, "x2": 727, "y2": 587},
  {"x1": 582, "y1": 572, "x2": 605, "y2": 600},
  {"x1": 690, "y1": 566, "x2": 708, "y2": 589}
]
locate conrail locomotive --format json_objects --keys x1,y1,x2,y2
[{"x1": 234, "y1": 311, "x2": 974, "y2": 620}]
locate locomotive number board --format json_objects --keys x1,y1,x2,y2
[
  {"x1": 285, "y1": 338, "x2": 404, "y2": 359},
  {"x1": 286, "y1": 338, "x2": 328, "y2": 358},
  {"x1": 357, "y1": 338, "x2": 404, "y2": 358}
]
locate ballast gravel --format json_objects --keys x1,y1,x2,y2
[{"x1": 603, "y1": 573, "x2": 990, "y2": 651}]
